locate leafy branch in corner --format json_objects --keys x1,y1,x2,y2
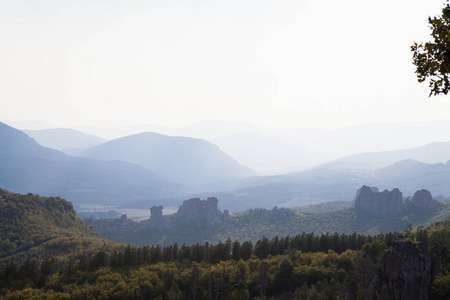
[{"x1": 412, "y1": 1, "x2": 450, "y2": 96}]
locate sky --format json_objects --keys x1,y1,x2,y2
[{"x1": 1, "y1": 0, "x2": 449, "y2": 130}]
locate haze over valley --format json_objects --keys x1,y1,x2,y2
[{"x1": 1, "y1": 118, "x2": 450, "y2": 213}]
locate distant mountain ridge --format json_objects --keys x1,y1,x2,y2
[
  {"x1": 320, "y1": 141, "x2": 450, "y2": 170},
  {"x1": 0, "y1": 122, "x2": 190, "y2": 206},
  {"x1": 24, "y1": 128, "x2": 106, "y2": 155},
  {"x1": 157, "y1": 159, "x2": 450, "y2": 211},
  {"x1": 5, "y1": 119, "x2": 450, "y2": 211},
  {"x1": 80, "y1": 132, "x2": 255, "y2": 186},
  {"x1": 11, "y1": 118, "x2": 450, "y2": 175}
]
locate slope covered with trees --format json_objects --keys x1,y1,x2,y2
[
  {"x1": 87, "y1": 195, "x2": 450, "y2": 247},
  {"x1": 3, "y1": 218, "x2": 450, "y2": 299},
  {"x1": 1, "y1": 190, "x2": 450, "y2": 299},
  {"x1": 0, "y1": 189, "x2": 122, "y2": 264}
]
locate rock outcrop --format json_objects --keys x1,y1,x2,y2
[
  {"x1": 149, "y1": 205, "x2": 169, "y2": 228},
  {"x1": 148, "y1": 197, "x2": 229, "y2": 228},
  {"x1": 366, "y1": 238, "x2": 440, "y2": 300},
  {"x1": 410, "y1": 189, "x2": 439, "y2": 209},
  {"x1": 354, "y1": 185, "x2": 404, "y2": 215},
  {"x1": 175, "y1": 197, "x2": 222, "y2": 224},
  {"x1": 353, "y1": 186, "x2": 440, "y2": 216},
  {"x1": 150, "y1": 205, "x2": 163, "y2": 219}
]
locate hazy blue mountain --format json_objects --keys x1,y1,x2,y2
[
  {"x1": 70, "y1": 119, "x2": 450, "y2": 174},
  {"x1": 74, "y1": 124, "x2": 177, "y2": 140},
  {"x1": 80, "y1": 132, "x2": 255, "y2": 186},
  {"x1": 24, "y1": 128, "x2": 107, "y2": 155},
  {"x1": 144, "y1": 159, "x2": 450, "y2": 212},
  {"x1": 0, "y1": 122, "x2": 190, "y2": 206},
  {"x1": 178, "y1": 119, "x2": 450, "y2": 171},
  {"x1": 320, "y1": 141, "x2": 450, "y2": 170}
]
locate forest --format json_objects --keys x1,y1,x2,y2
[
  {"x1": 0, "y1": 230, "x2": 395, "y2": 299},
  {"x1": 2, "y1": 190, "x2": 450, "y2": 299},
  {"x1": 2, "y1": 219, "x2": 450, "y2": 299}
]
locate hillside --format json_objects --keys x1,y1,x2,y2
[
  {"x1": 1, "y1": 189, "x2": 450, "y2": 299},
  {"x1": 0, "y1": 189, "x2": 122, "y2": 264},
  {"x1": 87, "y1": 187, "x2": 450, "y2": 246},
  {"x1": 292, "y1": 201, "x2": 352, "y2": 213},
  {"x1": 0, "y1": 122, "x2": 190, "y2": 206},
  {"x1": 81, "y1": 132, "x2": 255, "y2": 186}
]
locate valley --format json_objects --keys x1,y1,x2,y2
[{"x1": 3, "y1": 120, "x2": 450, "y2": 299}]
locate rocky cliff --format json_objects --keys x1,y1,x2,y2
[
  {"x1": 354, "y1": 185, "x2": 404, "y2": 215},
  {"x1": 409, "y1": 189, "x2": 440, "y2": 209},
  {"x1": 354, "y1": 185, "x2": 440, "y2": 216},
  {"x1": 366, "y1": 238, "x2": 440, "y2": 300},
  {"x1": 148, "y1": 197, "x2": 228, "y2": 228},
  {"x1": 175, "y1": 197, "x2": 221, "y2": 223},
  {"x1": 149, "y1": 205, "x2": 169, "y2": 228}
]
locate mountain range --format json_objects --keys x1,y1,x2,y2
[
  {"x1": 321, "y1": 141, "x2": 450, "y2": 170},
  {"x1": 4, "y1": 119, "x2": 450, "y2": 211},
  {"x1": 65, "y1": 119, "x2": 450, "y2": 174},
  {"x1": 80, "y1": 132, "x2": 255, "y2": 186},
  {"x1": 24, "y1": 128, "x2": 106, "y2": 156},
  {"x1": 159, "y1": 159, "x2": 450, "y2": 211},
  {"x1": 0, "y1": 122, "x2": 190, "y2": 207}
]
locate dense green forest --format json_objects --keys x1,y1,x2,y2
[
  {"x1": 2, "y1": 189, "x2": 450, "y2": 299},
  {"x1": 2, "y1": 221, "x2": 450, "y2": 299}
]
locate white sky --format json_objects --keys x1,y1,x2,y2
[{"x1": 1, "y1": 0, "x2": 450, "y2": 129}]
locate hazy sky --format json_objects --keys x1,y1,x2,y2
[{"x1": 1, "y1": 0, "x2": 449, "y2": 129}]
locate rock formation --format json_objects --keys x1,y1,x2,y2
[
  {"x1": 149, "y1": 205, "x2": 169, "y2": 228},
  {"x1": 410, "y1": 189, "x2": 439, "y2": 209},
  {"x1": 366, "y1": 238, "x2": 440, "y2": 300},
  {"x1": 175, "y1": 197, "x2": 222, "y2": 224},
  {"x1": 354, "y1": 185, "x2": 404, "y2": 215},
  {"x1": 148, "y1": 197, "x2": 229, "y2": 229}
]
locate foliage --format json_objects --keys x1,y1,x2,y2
[
  {"x1": 292, "y1": 201, "x2": 352, "y2": 214},
  {"x1": 412, "y1": 1, "x2": 450, "y2": 96},
  {"x1": 432, "y1": 273, "x2": 450, "y2": 300},
  {"x1": 0, "y1": 188, "x2": 123, "y2": 264},
  {"x1": 2, "y1": 189, "x2": 450, "y2": 298},
  {"x1": 5, "y1": 222, "x2": 446, "y2": 299},
  {"x1": 1, "y1": 235, "x2": 380, "y2": 299}
]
